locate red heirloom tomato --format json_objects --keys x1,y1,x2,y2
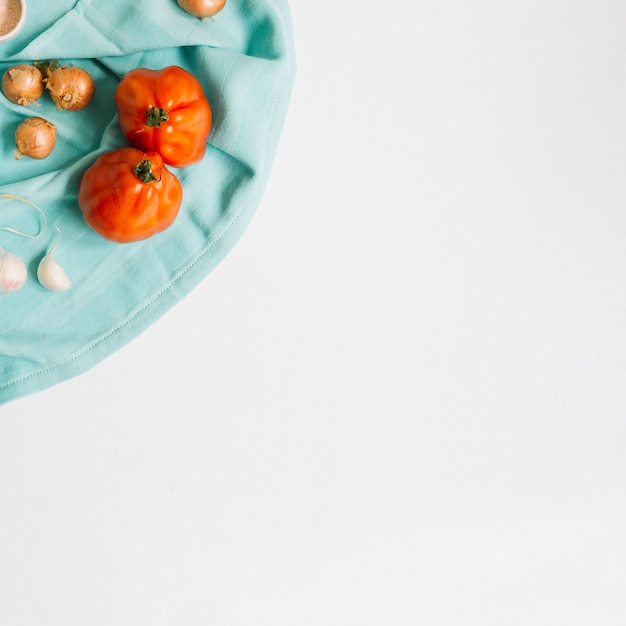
[
  {"x1": 78, "y1": 147, "x2": 183, "y2": 243},
  {"x1": 115, "y1": 66, "x2": 212, "y2": 168}
]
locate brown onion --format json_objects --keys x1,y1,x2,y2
[
  {"x1": 14, "y1": 117, "x2": 57, "y2": 160},
  {"x1": 177, "y1": 0, "x2": 226, "y2": 19},
  {"x1": 45, "y1": 65, "x2": 95, "y2": 111},
  {"x1": 1, "y1": 64, "x2": 45, "y2": 106}
]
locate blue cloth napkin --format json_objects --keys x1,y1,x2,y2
[{"x1": 0, "y1": 0, "x2": 295, "y2": 404}]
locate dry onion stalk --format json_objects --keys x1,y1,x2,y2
[
  {"x1": 1, "y1": 64, "x2": 45, "y2": 106},
  {"x1": 44, "y1": 63, "x2": 95, "y2": 111},
  {"x1": 0, "y1": 193, "x2": 47, "y2": 238},
  {"x1": 14, "y1": 117, "x2": 57, "y2": 160}
]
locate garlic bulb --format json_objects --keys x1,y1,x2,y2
[
  {"x1": 0, "y1": 247, "x2": 27, "y2": 292},
  {"x1": 37, "y1": 234, "x2": 71, "y2": 291}
]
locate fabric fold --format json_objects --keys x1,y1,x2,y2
[{"x1": 0, "y1": 0, "x2": 296, "y2": 404}]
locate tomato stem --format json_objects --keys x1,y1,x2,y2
[
  {"x1": 145, "y1": 106, "x2": 169, "y2": 127},
  {"x1": 134, "y1": 159, "x2": 159, "y2": 183}
]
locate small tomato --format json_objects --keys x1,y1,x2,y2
[
  {"x1": 115, "y1": 66, "x2": 212, "y2": 168},
  {"x1": 78, "y1": 147, "x2": 183, "y2": 243}
]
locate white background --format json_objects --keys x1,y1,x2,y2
[{"x1": 2, "y1": 1, "x2": 626, "y2": 623}]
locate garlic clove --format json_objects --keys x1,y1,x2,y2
[
  {"x1": 0, "y1": 247, "x2": 28, "y2": 292},
  {"x1": 37, "y1": 244, "x2": 71, "y2": 291}
]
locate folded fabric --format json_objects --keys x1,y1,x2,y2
[{"x1": 0, "y1": 0, "x2": 295, "y2": 405}]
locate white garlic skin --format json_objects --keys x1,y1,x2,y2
[
  {"x1": 37, "y1": 248, "x2": 71, "y2": 291},
  {"x1": 0, "y1": 247, "x2": 28, "y2": 292}
]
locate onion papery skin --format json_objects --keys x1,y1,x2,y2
[
  {"x1": 45, "y1": 66, "x2": 95, "y2": 111},
  {"x1": 14, "y1": 117, "x2": 57, "y2": 160},
  {"x1": 1, "y1": 64, "x2": 45, "y2": 106}
]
